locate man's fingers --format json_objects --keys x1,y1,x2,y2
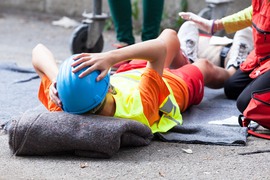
[
  {"x1": 178, "y1": 12, "x2": 195, "y2": 19},
  {"x1": 78, "y1": 66, "x2": 93, "y2": 78},
  {"x1": 49, "y1": 82, "x2": 62, "y2": 107},
  {"x1": 72, "y1": 53, "x2": 90, "y2": 60},
  {"x1": 178, "y1": 12, "x2": 190, "y2": 20},
  {"x1": 72, "y1": 56, "x2": 91, "y2": 69},
  {"x1": 97, "y1": 70, "x2": 109, "y2": 81}
]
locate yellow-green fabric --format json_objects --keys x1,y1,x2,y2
[
  {"x1": 221, "y1": 6, "x2": 252, "y2": 34},
  {"x1": 111, "y1": 69, "x2": 182, "y2": 133}
]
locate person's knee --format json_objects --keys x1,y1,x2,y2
[
  {"x1": 194, "y1": 59, "x2": 227, "y2": 89},
  {"x1": 193, "y1": 59, "x2": 213, "y2": 77},
  {"x1": 199, "y1": 59, "x2": 212, "y2": 67},
  {"x1": 159, "y1": 29, "x2": 179, "y2": 52},
  {"x1": 195, "y1": 59, "x2": 213, "y2": 73},
  {"x1": 160, "y1": 28, "x2": 177, "y2": 38},
  {"x1": 236, "y1": 93, "x2": 250, "y2": 113}
]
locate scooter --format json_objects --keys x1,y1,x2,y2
[{"x1": 70, "y1": 0, "x2": 109, "y2": 54}]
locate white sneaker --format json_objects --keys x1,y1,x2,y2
[
  {"x1": 178, "y1": 21, "x2": 199, "y2": 63},
  {"x1": 226, "y1": 27, "x2": 253, "y2": 69}
]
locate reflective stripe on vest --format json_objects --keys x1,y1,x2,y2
[{"x1": 111, "y1": 69, "x2": 183, "y2": 133}]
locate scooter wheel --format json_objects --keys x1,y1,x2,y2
[
  {"x1": 70, "y1": 24, "x2": 104, "y2": 54},
  {"x1": 198, "y1": 6, "x2": 211, "y2": 20}
]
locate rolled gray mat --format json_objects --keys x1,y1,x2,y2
[{"x1": 7, "y1": 111, "x2": 153, "y2": 158}]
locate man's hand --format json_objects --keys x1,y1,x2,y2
[
  {"x1": 71, "y1": 53, "x2": 112, "y2": 81},
  {"x1": 49, "y1": 80, "x2": 62, "y2": 107},
  {"x1": 179, "y1": 12, "x2": 214, "y2": 34}
]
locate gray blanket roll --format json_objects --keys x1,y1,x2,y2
[{"x1": 8, "y1": 111, "x2": 153, "y2": 158}]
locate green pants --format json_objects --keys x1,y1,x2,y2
[{"x1": 108, "y1": 0, "x2": 164, "y2": 45}]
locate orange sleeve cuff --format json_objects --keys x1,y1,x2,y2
[{"x1": 38, "y1": 75, "x2": 62, "y2": 112}]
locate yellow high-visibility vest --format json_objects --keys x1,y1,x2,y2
[{"x1": 111, "y1": 69, "x2": 182, "y2": 133}]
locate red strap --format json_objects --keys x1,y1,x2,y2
[
  {"x1": 248, "y1": 129, "x2": 270, "y2": 140},
  {"x1": 239, "y1": 116, "x2": 270, "y2": 140}
]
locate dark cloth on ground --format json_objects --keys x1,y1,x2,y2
[
  {"x1": 157, "y1": 87, "x2": 247, "y2": 146},
  {"x1": 1, "y1": 62, "x2": 248, "y2": 158},
  {"x1": 7, "y1": 109, "x2": 153, "y2": 158}
]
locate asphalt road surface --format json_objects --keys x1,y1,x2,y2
[{"x1": 0, "y1": 9, "x2": 270, "y2": 180}]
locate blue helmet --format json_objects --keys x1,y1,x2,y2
[{"x1": 56, "y1": 55, "x2": 110, "y2": 114}]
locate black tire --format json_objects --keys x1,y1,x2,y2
[
  {"x1": 198, "y1": 6, "x2": 211, "y2": 20},
  {"x1": 70, "y1": 24, "x2": 104, "y2": 54}
]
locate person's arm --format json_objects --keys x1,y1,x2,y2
[
  {"x1": 72, "y1": 29, "x2": 180, "y2": 81},
  {"x1": 32, "y1": 44, "x2": 62, "y2": 107},
  {"x1": 178, "y1": 6, "x2": 252, "y2": 34},
  {"x1": 32, "y1": 44, "x2": 59, "y2": 81},
  {"x1": 220, "y1": 6, "x2": 252, "y2": 34}
]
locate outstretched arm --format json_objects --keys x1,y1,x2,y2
[
  {"x1": 178, "y1": 12, "x2": 224, "y2": 34},
  {"x1": 72, "y1": 29, "x2": 181, "y2": 81},
  {"x1": 179, "y1": 6, "x2": 252, "y2": 34}
]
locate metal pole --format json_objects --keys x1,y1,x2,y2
[{"x1": 93, "y1": 0, "x2": 102, "y2": 16}]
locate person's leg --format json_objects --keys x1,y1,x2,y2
[
  {"x1": 236, "y1": 70, "x2": 270, "y2": 113},
  {"x1": 167, "y1": 50, "x2": 190, "y2": 69},
  {"x1": 194, "y1": 29, "x2": 252, "y2": 89},
  {"x1": 224, "y1": 69, "x2": 252, "y2": 100},
  {"x1": 159, "y1": 29, "x2": 190, "y2": 69},
  {"x1": 108, "y1": 0, "x2": 135, "y2": 45},
  {"x1": 32, "y1": 44, "x2": 58, "y2": 81},
  {"x1": 142, "y1": 0, "x2": 164, "y2": 41},
  {"x1": 167, "y1": 64, "x2": 204, "y2": 108},
  {"x1": 193, "y1": 59, "x2": 231, "y2": 89}
]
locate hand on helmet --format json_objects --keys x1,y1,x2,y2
[
  {"x1": 49, "y1": 80, "x2": 62, "y2": 107},
  {"x1": 178, "y1": 12, "x2": 214, "y2": 34},
  {"x1": 72, "y1": 53, "x2": 111, "y2": 81}
]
